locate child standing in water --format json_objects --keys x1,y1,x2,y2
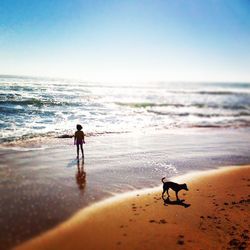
[{"x1": 74, "y1": 124, "x2": 85, "y2": 159}]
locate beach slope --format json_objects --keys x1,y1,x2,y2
[{"x1": 16, "y1": 165, "x2": 250, "y2": 250}]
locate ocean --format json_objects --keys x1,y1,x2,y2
[{"x1": 1, "y1": 76, "x2": 250, "y2": 144}]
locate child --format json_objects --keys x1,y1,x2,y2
[{"x1": 74, "y1": 124, "x2": 85, "y2": 159}]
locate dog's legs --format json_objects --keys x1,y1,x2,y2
[
  {"x1": 167, "y1": 188, "x2": 170, "y2": 197},
  {"x1": 176, "y1": 191, "x2": 179, "y2": 200},
  {"x1": 162, "y1": 190, "x2": 165, "y2": 198}
]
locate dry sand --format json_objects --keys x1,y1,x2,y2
[{"x1": 15, "y1": 165, "x2": 250, "y2": 250}]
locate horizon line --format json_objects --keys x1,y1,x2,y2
[{"x1": 1, "y1": 74, "x2": 250, "y2": 85}]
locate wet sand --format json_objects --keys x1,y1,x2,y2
[
  {"x1": 2, "y1": 128, "x2": 250, "y2": 249},
  {"x1": 0, "y1": 128, "x2": 250, "y2": 249},
  {"x1": 16, "y1": 165, "x2": 250, "y2": 250}
]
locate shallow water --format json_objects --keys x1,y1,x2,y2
[{"x1": 0, "y1": 128, "x2": 250, "y2": 249}]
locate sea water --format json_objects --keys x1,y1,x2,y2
[{"x1": 1, "y1": 75, "x2": 250, "y2": 143}]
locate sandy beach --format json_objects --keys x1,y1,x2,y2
[
  {"x1": 15, "y1": 165, "x2": 250, "y2": 250},
  {"x1": 1, "y1": 128, "x2": 250, "y2": 249}
]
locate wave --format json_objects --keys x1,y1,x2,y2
[
  {"x1": 148, "y1": 110, "x2": 189, "y2": 116},
  {"x1": 0, "y1": 98, "x2": 78, "y2": 107},
  {"x1": 2, "y1": 120, "x2": 250, "y2": 145},
  {"x1": 195, "y1": 111, "x2": 250, "y2": 118},
  {"x1": 190, "y1": 121, "x2": 250, "y2": 129},
  {"x1": 0, "y1": 106, "x2": 55, "y2": 116},
  {"x1": 0, "y1": 132, "x2": 53, "y2": 145},
  {"x1": 147, "y1": 110, "x2": 250, "y2": 117},
  {"x1": 189, "y1": 124, "x2": 227, "y2": 128},
  {"x1": 116, "y1": 102, "x2": 185, "y2": 108},
  {"x1": 116, "y1": 102, "x2": 249, "y2": 111},
  {"x1": 0, "y1": 130, "x2": 130, "y2": 144},
  {"x1": 56, "y1": 131, "x2": 130, "y2": 138},
  {"x1": 189, "y1": 90, "x2": 249, "y2": 95}
]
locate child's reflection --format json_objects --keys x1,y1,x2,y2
[{"x1": 76, "y1": 159, "x2": 86, "y2": 190}]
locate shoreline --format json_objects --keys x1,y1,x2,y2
[
  {"x1": 15, "y1": 165, "x2": 250, "y2": 250},
  {"x1": 1, "y1": 126, "x2": 249, "y2": 149}
]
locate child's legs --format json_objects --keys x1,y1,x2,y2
[
  {"x1": 77, "y1": 144, "x2": 80, "y2": 157},
  {"x1": 80, "y1": 144, "x2": 84, "y2": 157}
]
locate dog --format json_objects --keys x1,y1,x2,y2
[{"x1": 162, "y1": 177, "x2": 188, "y2": 200}]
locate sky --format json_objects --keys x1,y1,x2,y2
[{"x1": 0, "y1": 0, "x2": 250, "y2": 83}]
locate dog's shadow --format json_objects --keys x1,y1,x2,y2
[{"x1": 162, "y1": 197, "x2": 191, "y2": 208}]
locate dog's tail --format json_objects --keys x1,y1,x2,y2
[{"x1": 161, "y1": 177, "x2": 166, "y2": 183}]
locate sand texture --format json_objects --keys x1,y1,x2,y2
[{"x1": 15, "y1": 165, "x2": 250, "y2": 250}]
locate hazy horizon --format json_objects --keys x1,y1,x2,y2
[
  {"x1": 0, "y1": 0, "x2": 250, "y2": 83},
  {"x1": 1, "y1": 74, "x2": 250, "y2": 85}
]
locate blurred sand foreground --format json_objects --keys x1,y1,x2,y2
[{"x1": 16, "y1": 165, "x2": 250, "y2": 250}]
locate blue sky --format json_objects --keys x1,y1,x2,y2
[{"x1": 0, "y1": 0, "x2": 250, "y2": 82}]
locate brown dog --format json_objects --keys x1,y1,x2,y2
[{"x1": 162, "y1": 177, "x2": 188, "y2": 200}]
